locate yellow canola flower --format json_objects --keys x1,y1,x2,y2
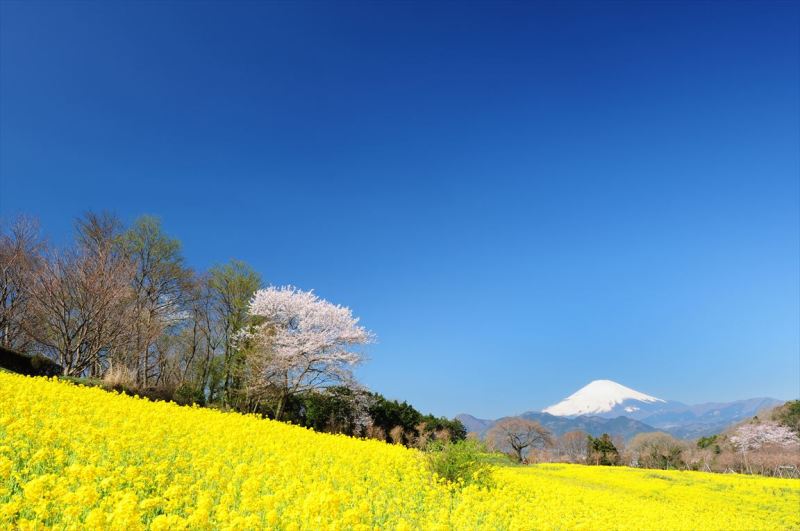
[{"x1": 0, "y1": 371, "x2": 798, "y2": 530}]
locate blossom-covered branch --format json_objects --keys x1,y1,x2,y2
[{"x1": 240, "y1": 286, "x2": 374, "y2": 418}]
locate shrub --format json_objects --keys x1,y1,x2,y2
[
  {"x1": 771, "y1": 400, "x2": 800, "y2": 435},
  {"x1": 425, "y1": 439, "x2": 494, "y2": 488},
  {"x1": 629, "y1": 432, "x2": 686, "y2": 470},
  {"x1": 174, "y1": 382, "x2": 205, "y2": 406},
  {"x1": 298, "y1": 386, "x2": 372, "y2": 436},
  {"x1": 0, "y1": 345, "x2": 62, "y2": 376},
  {"x1": 102, "y1": 364, "x2": 137, "y2": 389},
  {"x1": 697, "y1": 435, "x2": 721, "y2": 454}
]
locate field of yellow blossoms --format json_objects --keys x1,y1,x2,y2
[{"x1": 1, "y1": 371, "x2": 798, "y2": 530}]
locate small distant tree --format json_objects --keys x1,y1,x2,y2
[
  {"x1": 557, "y1": 430, "x2": 589, "y2": 463},
  {"x1": 682, "y1": 434, "x2": 722, "y2": 471},
  {"x1": 486, "y1": 418, "x2": 553, "y2": 463},
  {"x1": 612, "y1": 434, "x2": 627, "y2": 464},
  {"x1": 697, "y1": 435, "x2": 721, "y2": 454},
  {"x1": 587, "y1": 433, "x2": 619, "y2": 465},
  {"x1": 628, "y1": 432, "x2": 685, "y2": 469}
]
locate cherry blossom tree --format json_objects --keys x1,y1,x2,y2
[
  {"x1": 731, "y1": 423, "x2": 799, "y2": 450},
  {"x1": 730, "y1": 422, "x2": 800, "y2": 474},
  {"x1": 240, "y1": 286, "x2": 373, "y2": 419}
]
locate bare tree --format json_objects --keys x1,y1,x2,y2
[
  {"x1": 612, "y1": 434, "x2": 627, "y2": 465},
  {"x1": 486, "y1": 417, "x2": 553, "y2": 463},
  {"x1": 0, "y1": 216, "x2": 44, "y2": 351},
  {"x1": 628, "y1": 432, "x2": 685, "y2": 470},
  {"x1": 557, "y1": 430, "x2": 589, "y2": 463},
  {"x1": 74, "y1": 211, "x2": 124, "y2": 256},
  {"x1": 682, "y1": 444, "x2": 715, "y2": 472},
  {"x1": 26, "y1": 236, "x2": 134, "y2": 376},
  {"x1": 2, "y1": 212, "x2": 273, "y2": 412}
]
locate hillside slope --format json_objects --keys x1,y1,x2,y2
[
  {"x1": 0, "y1": 373, "x2": 798, "y2": 530},
  {"x1": 641, "y1": 398, "x2": 784, "y2": 438}
]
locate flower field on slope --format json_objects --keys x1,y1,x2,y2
[{"x1": 0, "y1": 372, "x2": 798, "y2": 530}]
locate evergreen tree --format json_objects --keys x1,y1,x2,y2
[{"x1": 587, "y1": 433, "x2": 619, "y2": 465}]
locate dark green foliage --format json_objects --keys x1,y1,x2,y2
[
  {"x1": 272, "y1": 388, "x2": 468, "y2": 445},
  {"x1": 368, "y1": 394, "x2": 422, "y2": 443},
  {"x1": 426, "y1": 439, "x2": 493, "y2": 488},
  {"x1": 771, "y1": 400, "x2": 800, "y2": 435},
  {"x1": 368, "y1": 393, "x2": 466, "y2": 445},
  {"x1": 247, "y1": 392, "x2": 303, "y2": 421},
  {"x1": 587, "y1": 433, "x2": 620, "y2": 465},
  {"x1": 419, "y1": 414, "x2": 468, "y2": 442},
  {"x1": 697, "y1": 434, "x2": 721, "y2": 454},
  {"x1": 173, "y1": 382, "x2": 206, "y2": 406},
  {"x1": 0, "y1": 346, "x2": 62, "y2": 376},
  {"x1": 297, "y1": 387, "x2": 366, "y2": 435}
]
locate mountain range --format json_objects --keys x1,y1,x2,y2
[{"x1": 457, "y1": 380, "x2": 784, "y2": 440}]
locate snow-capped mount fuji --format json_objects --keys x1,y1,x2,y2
[
  {"x1": 457, "y1": 379, "x2": 784, "y2": 440},
  {"x1": 542, "y1": 380, "x2": 675, "y2": 419}
]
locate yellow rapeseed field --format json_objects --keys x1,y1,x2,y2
[{"x1": 0, "y1": 371, "x2": 798, "y2": 530}]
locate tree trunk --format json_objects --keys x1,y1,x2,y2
[{"x1": 274, "y1": 394, "x2": 286, "y2": 421}]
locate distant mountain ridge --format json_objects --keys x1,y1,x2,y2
[
  {"x1": 458, "y1": 411, "x2": 661, "y2": 441},
  {"x1": 638, "y1": 397, "x2": 783, "y2": 438},
  {"x1": 458, "y1": 380, "x2": 784, "y2": 440}
]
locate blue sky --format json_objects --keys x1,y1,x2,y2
[{"x1": 1, "y1": 1, "x2": 798, "y2": 418}]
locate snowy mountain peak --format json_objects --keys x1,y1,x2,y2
[{"x1": 542, "y1": 380, "x2": 665, "y2": 417}]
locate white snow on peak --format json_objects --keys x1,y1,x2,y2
[{"x1": 542, "y1": 379, "x2": 665, "y2": 417}]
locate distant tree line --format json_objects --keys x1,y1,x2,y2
[
  {"x1": 0, "y1": 213, "x2": 465, "y2": 447},
  {"x1": 484, "y1": 402, "x2": 800, "y2": 477},
  {"x1": 276, "y1": 386, "x2": 467, "y2": 446}
]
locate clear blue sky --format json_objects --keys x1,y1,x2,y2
[{"x1": 1, "y1": 1, "x2": 798, "y2": 418}]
